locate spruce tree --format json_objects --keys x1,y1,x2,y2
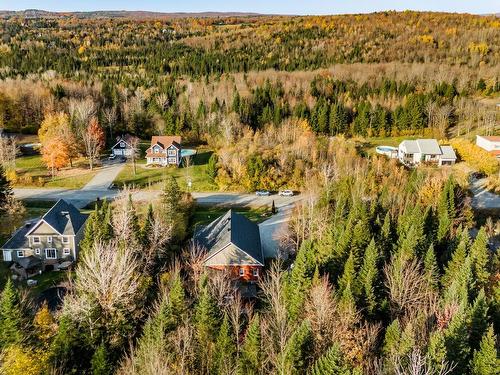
[
  {"x1": 280, "y1": 320, "x2": 313, "y2": 375},
  {"x1": 338, "y1": 250, "x2": 359, "y2": 301},
  {"x1": 0, "y1": 279, "x2": 23, "y2": 348},
  {"x1": 470, "y1": 326, "x2": 499, "y2": 375},
  {"x1": 423, "y1": 244, "x2": 440, "y2": 289},
  {"x1": 140, "y1": 203, "x2": 154, "y2": 248},
  {"x1": 467, "y1": 289, "x2": 488, "y2": 351},
  {"x1": 238, "y1": 315, "x2": 261, "y2": 375},
  {"x1": 206, "y1": 153, "x2": 219, "y2": 183},
  {"x1": 91, "y1": 342, "x2": 111, "y2": 375},
  {"x1": 442, "y1": 238, "x2": 468, "y2": 289},
  {"x1": 444, "y1": 312, "x2": 470, "y2": 374},
  {"x1": 359, "y1": 238, "x2": 379, "y2": 316},
  {"x1": 213, "y1": 315, "x2": 236, "y2": 374},
  {"x1": 309, "y1": 343, "x2": 352, "y2": 375},
  {"x1": 195, "y1": 285, "x2": 220, "y2": 349},
  {"x1": 469, "y1": 228, "x2": 490, "y2": 292}
]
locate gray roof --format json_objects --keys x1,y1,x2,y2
[
  {"x1": 37, "y1": 199, "x2": 87, "y2": 235},
  {"x1": 416, "y1": 139, "x2": 442, "y2": 155},
  {"x1": 195, "y1": 210, "x2": 264, "y2": 265},
  {"x1": 2, "y1": 218, "x2": 38, "y2": 250},
  {"x1": 400, "y1": 140, "x2": 420, "y2": 154},
  {"x1": 440, "y1": 145, "x2": 457, "y2": 160}
]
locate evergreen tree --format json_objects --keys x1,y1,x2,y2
[
  {"x1": 444, "y1": 312, "x2": 470, "y2": 374},
  {"x1": 442, "y1": 237, "x2": 468, "y2": 289},
  {"x1": 0, "y1": 279, "x2": 23, "y2": 348},
  {"x1": 427, "y1": 331, "x2": 448, "y2": 374},
  {"x1": 280, "y1": 320, "x2": 313, "y2": 375},
  {"x1": 469, "y1": 228, "x2": 490, "y2": 292},
  {"x1": 162, "y1": 175, "x2": 181, "y2": 214},
  {"x1": 206, "y1": 153, "x2": 219, "y2": 183},
  {"x1": 140, "y1": 203, "x2": 154, "y2": 248},
  {"x1": 213, "y1": 315, "x2": 236, "y2": 374},
  {"x1": 467, "y1": 290, "x2": 489, "y2": 351},
  {"x1": 337, "y1": 250, "x2": 359, "y2": 300},
  {"x1": 0, "y1": 165, "x2": 12, "y2": 209},
  {"x1": 470, "y1": 326, "x2": 499, "y2": 375},
  {"x1": 309, "y1": 343, "x2": 352, "y2": 375},
  {"x1": 195, "y1": 285, "x2": 220, "y2": 350},
  {"x1": 359, "y1": 238, "x2": 379, "y2": 316},
  {"x1": 238, "y1": 315, "x2": 261, "y2": 375},
  {"x1": 423, "y1": 244, "x2": 440, "y2": 289},
  {"x1": 91, "y1": 342, "x2": 111, "y2": 375}
]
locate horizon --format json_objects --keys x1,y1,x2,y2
[{"x1": 1, "y1": 1, "x2": 498, "y2": 16}]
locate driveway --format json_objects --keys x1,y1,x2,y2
[
  {"x1": 259, "y1": 203, "x2": 296, "y2": 259},
  {"x1": 471, "y1": 177, "x2": 500, "y2": 210},
  {"x1": 82, "y1": 163, "x2": 125, "y2": 191}
]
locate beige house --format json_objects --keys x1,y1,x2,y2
[{"x1": 1, "y1": 200, "x2": 88, "y2": 276}]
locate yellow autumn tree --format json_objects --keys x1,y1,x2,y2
[
  {"x1": 450, "y1": 139, "x2": 499, "y2": 176},
  {"x1": 33, "y1": 303, "x2": 57, "y2": 346},
  {"x1": 0, "y1": 345, "x2": 49, "y2": 375},
  {"x1": 39, "y1": 112, "x2": 78, "y2": 167}
]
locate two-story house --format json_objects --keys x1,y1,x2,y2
[
  {"x1": 195, "y1": 210, "x2": 264, "y2": 283},
  {"x1": 145, "y1": 136, "x2": 182, "y2": 166},
  {"x1": 110, "y1": 135, "x2": 135, "y2": 157},
  {"x1": 1, "y1": 199, "x2": 88, "y2": 276}
]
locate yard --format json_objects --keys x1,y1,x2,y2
[
  {"x1": 12, "y1": 154, "x2": 98, "y2": 189},
  {"x1": 114, "y1": 149, "x2": 217, "y2": 191}
]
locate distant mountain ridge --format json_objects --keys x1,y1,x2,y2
[{"x1": 0, "y1": 9, "x2": 266, "y2": 19}]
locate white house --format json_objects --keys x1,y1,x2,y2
[
  {"x1": 145, "y1": 136, "x2": 182, "y2": 166},
  {"x1": 398, "y1": 139, "x2": 456, "y2": 166},
  {"x1": 476, "y1": 135, "x2": 500, "y2": 159},
  {"x1": 111, "y1": 136, "x2": 134, "y2": 157}
]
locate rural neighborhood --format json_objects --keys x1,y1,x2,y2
[{"x1": 0, "y1": 4, "x2": 498, "y2": 375}]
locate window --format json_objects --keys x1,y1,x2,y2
[
  {"x1": 62, "y1": 236, "x2": 69, "y2": 244},
  {"x1": 63, "y1": 248, "x2": 71, "y2": 256},
  {"x1": 154, "y1": 147, "x2": 160, "y2": 154},
  {"x1": 35, "y1": 248, "x2": 41, "y2": 255},
  {"x1": 253, "y1": 269, "x2": 259, "y2": 277},
  {"x1": 239, "y1": 268, "x2": 244, "y2": 276},
  {"x1": 120, "y1": 141, "x2": 125, "y2": 147},
  {"x1": 45, "y1": 249, "x2": 57, "y2": 259},
  {"x1": 47, "y1": 236, "x2": 52, "y2": 243},
  {"x1": 168, "y1": 157, "x2": 177, "y2": 164},
  {"x1": 168, "y1": 149, "x2": 176, "y2": 156},
  {"x1": 33, "y1": 236, "x2": 40, "y2": 244},
  {"x1": 17, "y1": 251, "x2": 24, "y2": 258}
]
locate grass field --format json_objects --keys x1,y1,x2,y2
[
  {"x1": 114, "y1": 149, "x2": 217, "y2": 191},
  {"x1": 13, "y1": 154, "x2": 97, "y2": 189}
]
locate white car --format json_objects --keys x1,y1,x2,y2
[
  {"x1": 108, "y1": 154, "x2": 116, "y2": 160},
  {"x1": 279, "y1": 190, "x2": 294, "y2": 197}
]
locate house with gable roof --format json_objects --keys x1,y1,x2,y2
[
  {"x1": 145, "y1": 135, "x2": 182, "y2": 166},
  {"x1": 398, "y1": 139, "x2": 456, "y2": 166},
  {"x1": 1, "y1": 199, "x2": 88, "y2": 275},
  {"x1": 195, "y1": 210, "x2": 264, "y2": 282},
  {"x1": 111, "y1": 135, "x2": 135, "y2": 157}
]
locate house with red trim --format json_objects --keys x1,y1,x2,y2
[
  {"x1": 145, "y1": 136, "x2": 182, "y2": 166},
  {"x1": 195, "y1": 210, "x2": 264, "y2": 282}
]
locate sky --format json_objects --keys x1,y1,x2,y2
[{"x1": 0, "y1": 0, "x2": 497, "y2": 15}]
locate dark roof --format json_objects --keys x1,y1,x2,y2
[
  {"x1": 196, "y1": 210, "x2": 263, "y2": 265},
  {"x1": 1, "y1": 219, "x2": 38, "y2": 249},
  {"x1": 16, "y1": 256, "x2": 42, "y2": 269},
  {"x1": 38, "y1": 199, "x2": 87, "y2": 235}
]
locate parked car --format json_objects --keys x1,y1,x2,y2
[
  {"x1": 255, "y1": 190, "x2": 271, "y2": 196},
  {"x1": 279, "y1": 190, "x2": 294, "y2": 197},
  {"x1": 108, "y1": 154, "x2": 116, "y2": 160},
  {"x1": 119, "y1": 156, "x2": 127, "y2": 163}
]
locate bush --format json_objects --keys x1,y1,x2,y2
[{"x1": 450, "y1": 139, "x2": 499, "y2": 176}]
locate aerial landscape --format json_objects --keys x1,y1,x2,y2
[{"x1": 0, "y1": 1, "x2": 498, "y2": 374}]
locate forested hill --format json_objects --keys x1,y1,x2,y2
[{"x1": 0, "y1": 9, "x2": 264, "y2": 19}]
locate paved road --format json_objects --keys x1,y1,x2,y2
[
  {"x1": 471, "y1": 177, "x2": 500, "y2": 210},
  {"x1": 259, "y1": 203, "x2": 295, "y2": 259},
  {"x1": 82, "y1": 163, "x2": 125, "y2": 190},
  {"x1": 14, "y1": 186, "x2": 301, "y2": 209}
]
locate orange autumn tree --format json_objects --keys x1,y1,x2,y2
[
  {"x1": 38, "y1": 112, "x2": 78, "y2": 167},
  {"x1": 41, "y1": 138, "x2": 70, "y2": 178},
  {"x1": 82, "y1": 117, "x2": 105, "y2": 170}
]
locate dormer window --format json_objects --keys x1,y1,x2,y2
[{"x1": 120, "y1": 141, "x2": 125, "y2": 148}]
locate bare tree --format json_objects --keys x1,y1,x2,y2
[
  {"x1": 393, "y1": 348, "x2": 455, "y2": 375},
  {"x1": 0, "y1": 135, "x2": 17, "y2": 169},
  {"x1": 103, "y1": 106, "x2": 117, "y2": 141},
  {"x1": 81, "y1": 117, "x2": 105, "y2": 170},
  {"x1": 128, "y1": 136, "x2": 140, "y2": 175}
]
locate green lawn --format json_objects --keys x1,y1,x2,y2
[
  {"x1": 27, "y1": 270, "x2": 72, "y2": 296},
  {"x1": 114, "y1": 150, "x2": 217, "y2": 191},
  {"x1": 358, "y1": 135, "x2": 419, "y2": 155},
  {"x1": 13, "y1": 154, "x2": 97, "y2": 189}
]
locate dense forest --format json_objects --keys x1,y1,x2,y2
[{"x1": 0, "y1": 11, "x2": 498, "y2": 375}]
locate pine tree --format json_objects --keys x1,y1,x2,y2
[
  {"x1": 195, "y1": 285, "x2": 220, "y2": 349},
  {"x1": 167, "y1": 273, "x2": 187, "y2": 327},
  {"x1": 91, "y1": 342, "x2": 111, "y2": 375},
  {"x1": 0, "y1": 279, "x2": 23, "y2": 348},
  {"x1": 0, "y1": 164, "x2": 12, "y2": 209},
  {"x1": 444, "y1": 312, "x2": 470, "y2": 374},
  {"x1": 213, "y1": 315, "x2": 236, "y2": 374},
  {"x1": 427, "y1": 330, "x2": 448, "y2": 374},
  {"x1": 309, "y1": 343, "x2": 352, "y2": 375},
  {"x1": 467, "y1": 289, "x2": 488, "y2": 351},
  {"x1": 140, "y1": 203, "x2": 154, "y2": 248},
  {"x1": 206, "y1": 153, "x2": 219, "y2": 183},
  {"x1": 162, "y1": 175, "x2": 181, "y2": 214},
  {"x1": 423, "y1": 244, "x2": 440, "y2": 289},
  {"x1": 280, "y1": 320, "x2": 313, "y2": 375},
  {"x1": 469, "y1": 228, "x2": 490, "y2": 292},
  {"x1": 238, "y1": 315, "x2": 261, "y2": 375},
  {"x1": 442, "y1": 237, "x2": 468, "y2": 289},
  {"x1": 338, "y1": 250, "x2": 358, "y2": 300},
  {"x1": 470, "y1": 326, "x2": 499, "y2": 375},
  {"x1": 359, "y1": 238, "x2": 379, "y2": 316}
]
